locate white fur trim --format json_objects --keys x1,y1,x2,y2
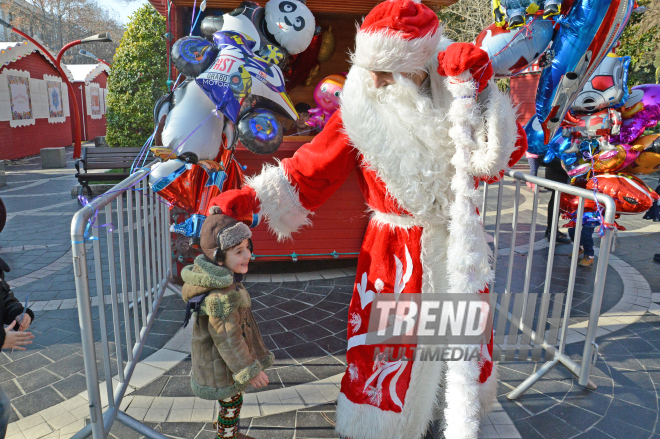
[
  {"x1": 371, "y1": 211, "x2": 422, "y2": 230},
  {"x1": 351, "y1": 27, "x2": 441, "y2": 73},
  {"x1": 245, "y1": 163, "x2": 312, "y2": 241},
  {"x1": 335, "y1": 359, "x2": 446, "y2": 439},
  {"x1": 478, "y1": 363, "x2": 499, "y2": 419}
]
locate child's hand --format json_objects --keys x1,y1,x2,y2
[{"x1": 249, "y1": 371, "x2": 269, "y2": 389}]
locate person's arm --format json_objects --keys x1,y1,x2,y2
[
  {"x1": 1, "y1": 281, "x2": 34, "y2": 327},
  {"x1": 209, "y1": 111, "x2": 357, "y2": 240}
]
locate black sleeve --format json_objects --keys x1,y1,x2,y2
[{"x1": 1, "y1": 281, "x2": 30, "y2": 327}]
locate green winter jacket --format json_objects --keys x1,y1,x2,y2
[{"x1": 181, "y1": 256, "x2": 274, "y2": 400}]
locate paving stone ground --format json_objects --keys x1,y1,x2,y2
[{"x1": 0, "y1": 150, "x2": 659, "y2": 439}]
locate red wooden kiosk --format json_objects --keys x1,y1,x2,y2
[{"x1": 148, "y1": 0, "x2": 456, "y2": 261}]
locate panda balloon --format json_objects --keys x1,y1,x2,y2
[{"x1": 200, "y1": 0, "x2": 315, "y2": 57}]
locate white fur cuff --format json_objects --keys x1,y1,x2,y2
[{"x1": 245, "y1": 163, "x2": 312, "y2": 241}]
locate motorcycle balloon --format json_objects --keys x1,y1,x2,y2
[
  {"x1": 196, "y1": 31, "x2": 297, "y2": 125},
  {"x1": 237, "y1": 110, "x2": 283, "y2": 154},
  {"x1": 475, "y1": 18, "x2": 554, "y2": 78},
  {"x1": 535, "y1": 0, "x2": 634, "y2": 143},
  {"x1": 160, "y1": 80, "x2": 225, "y2": 161}
]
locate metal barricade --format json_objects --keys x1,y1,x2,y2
[
  {"x1": 70, "y1": 167, "x2": 173, "y2": 439},
  {"x1": 483, "y1": 170, "x2": 616, "y2": 399}
]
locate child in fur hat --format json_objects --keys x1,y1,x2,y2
[{"x1": 182, "y1": 208, "x2": 273, "y2": 439}]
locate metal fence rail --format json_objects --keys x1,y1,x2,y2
[
  {"x1": 483, "y1": 170, "x2": 616, "y2": 399},
  {"x1": 70, "y1": 167, "x2": 172, "y2": 439}
]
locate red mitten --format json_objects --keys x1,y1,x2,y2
[
  {"x1": 208, "y1": 186, "x2": 260, "y2": 220},
  {"x1": 437, "y1": 42, "x2": 493, "y2": 94}
]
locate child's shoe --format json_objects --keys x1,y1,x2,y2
[
  {"x1": 569, "y1": 246, "x2": 584, "y2": 259},
  {"x1": 578, "y1": 256, "x2": 594, "y2": 267}
]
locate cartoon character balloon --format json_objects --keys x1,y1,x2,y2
[
  {"x1": 476, "y1": 19, "x2": 554, "y2": 78},
  {"x1": 535, "y1": 0, "x2": 634, "y2": 142},
  {"x1": 306, "y1": 74, "x2": 345, "y2": 130},
  {"x1": 264, "y1": 0, "x2": 316, "y2": 55}
]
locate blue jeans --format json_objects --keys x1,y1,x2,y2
[
  {"x1": 0, "y1": 385, "x2": 10, "y2": 438},
  {"x1": 568, "y1": 226, "x2": 595, "y2": 257},
  {"x1": 528, "y1": 156, "x2": 539, "y2": 176}
]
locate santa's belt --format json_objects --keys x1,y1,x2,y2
[{"x1": 370, "y1": 210, "x2": 423, "y2": 229}]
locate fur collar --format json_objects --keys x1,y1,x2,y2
[{"x1": 181, "y1": 255, "x2": 235, "y2": 290}]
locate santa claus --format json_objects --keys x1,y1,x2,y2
[{"x1": 209, "y1": 0, "x2": 527, "y2": 438}]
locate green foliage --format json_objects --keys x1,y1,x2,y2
[
  {"x1": 105, "y1": 4, "x2": 167, "y2": 148},
  {"x1": 617, "y1": 0, "x2": 660, "y2": 86}
]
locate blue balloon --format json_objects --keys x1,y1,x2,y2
[
  {"x1": 525, "y1": 115, "x2": 569, "y2": 157},
  {"x1": 535, "y1": 0, "x2": 634, "y2": 143},
  {"x1": 524, "y1": 115, "x2": 549, "y2": 155}
]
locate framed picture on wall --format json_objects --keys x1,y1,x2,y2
[
  {"x1": 90, "y1": 83, "x2": 101, "y2": 119},
  {"x1": 4, "y1": 69, "x2": 34, "y2": 127},
  {"x1": 44, "y1": 74, "x2": 65, "y2": 124}
]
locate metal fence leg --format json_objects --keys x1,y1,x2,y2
[{"x1": 71, "y1": 212, "x2": 105, "y2": 439}]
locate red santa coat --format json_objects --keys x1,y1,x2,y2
[{"x1": 247, "y1": 63, "x2": 525, "y2": 439}]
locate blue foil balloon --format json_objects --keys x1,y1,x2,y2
[{"x1": 535, "y1": 0, "x2": 634, "y2": 143}]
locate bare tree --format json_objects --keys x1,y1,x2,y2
[
  {"x1": 438, "y1": 0, "x2": 491, "y2": 43},
  {"x1": 1, "y1": 0, "x2": 124, "y2": 63}
]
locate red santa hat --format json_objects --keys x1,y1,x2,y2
[{"x1": 351, "y1": 0, "x2": 441, "y2": 73}]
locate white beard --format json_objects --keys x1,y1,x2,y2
[{"x1": 341, "y1": 67, "x2": 455, "y2": 224}]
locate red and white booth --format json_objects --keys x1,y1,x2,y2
[
  {"x1": 0, "y1": 41, "x2": 73, "y2": 159},
  {"x1": 509, "y1": 61, "x2": 542, "y2": 124},
  {"x1": 65, "y1": 63, "x2": 109, "y2": 141}
]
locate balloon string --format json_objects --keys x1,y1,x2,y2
[
  {"x1": 583, "y1": 140, "x2": 614, "y2": 237},
  {"x1": 190, "y1": 0, "x2": 197, "y2": 36}
]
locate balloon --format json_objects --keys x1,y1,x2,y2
[
  {"x1": 535, "y1": 0, "x2": 634, "y2": 143},
  {"x1": 592, "y1": 143, "x2": 639, "y2": 173},
  {"x1": 631, "y1": 133, "x2": 660, "y2": 153},
  {"x1": 264, "y1": 0, "x2": 316, "y2": 55},
  {"x1": 475, "y1": 18, "x2": 554, "y2": 78},
  {"x1": 150, "y1": 148, "x2": 242, "y2": 217},
  {"x1": 561, "y1": 158, "x2": 591, "y2": 180},
  {"x1": 171, "y1": 36, "x2": 218, "y2": 78},
  {"x1": 316, "y1": 26, "x2": 335, "y2": 64},
  {"x1": 158, "y1": 80, "x2": 226, "y2": 161},
  {"x1": 237, "y1": 109, "x2": 284, "y2": 154},
  {"x1": 619, "y1": 134, "x2": 660, "y2": 174},
  {"x1": 560, "y1": 173, "x2": 659, "y2": 214},
  {"x1": 570, "y1": 53, "x2": 631, "y2": 113},
  {"x1": 307, "y1": 74, "x2": 345, "y2": 130},
  {"x1": 284, "y1": 32, "x2": 322, "y2": 91},
  {"x1": 524, "y1": 115, "x2": 550, "y2": 155},
  {"x1": 196, "y1": 30, "x2": 297, "y2": 125},
  {"x1": 613, "y1": 84, "x2": 660, "y2": 144}
]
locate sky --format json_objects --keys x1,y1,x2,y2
[{"x1": 103, "y1": 0, "x2": 151, "y2": 25}]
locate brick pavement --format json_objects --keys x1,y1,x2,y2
[{"x1": 0, "y1": 152, "x2": 659, "y2": 439}]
